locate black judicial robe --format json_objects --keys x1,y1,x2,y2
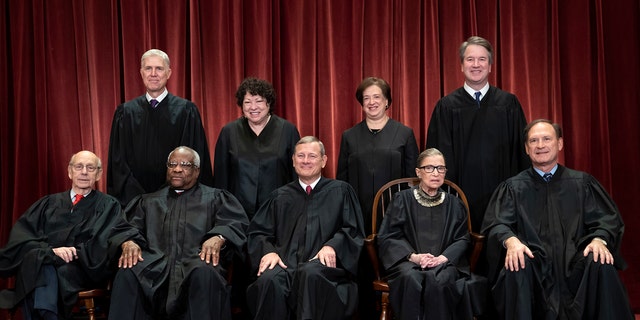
[
  {"x1": 378, "y1": 188, "x2": 485, "y2": 319},
  {"x1": 247, "y1": 178, "x2": 365, "y2": 319},
  {"x1": 482, "y1": 166, "x2": 631, "y2": 319},
  {"x1": 109, "y1": 184, "x2": 248, "y2": 315},
  {"x1": 213, "y1": 115, "x2": 300, "y2": 219},
  {"x1": 426, "y1": 86, "x2": 529, "y2": 232},
  {"x1": 337, "y1": 118, "x2": 419, "y2": 235},
  {"x1": 248, "y1": 178, "x2": 364, "y2": 276},
  {"x1": 0, "y1": 191, "x2": 122, "y2": 316},
  {"x1": 107, "y1": 94, "x2": 214, "y2": 207}
]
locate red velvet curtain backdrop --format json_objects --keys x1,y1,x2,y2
[{"x1": 1, "y1": 0, "x2": 639, "y2": 310}]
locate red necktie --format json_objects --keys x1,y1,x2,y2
[
  {"x1": 306, "y1": 185, "x2": 312, "y2": 195},
  {"x1": 73, "y1": 193, "x2": 84, "y2": 205}
]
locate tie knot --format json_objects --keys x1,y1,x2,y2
[
  {"x1": 306, "y1": 185, "x2": 312, "y2": 195},
  {"x1": 73, "y1": 193, "x2": 84, "y2": 205},
  {"x1": 150, "y1": 99, "x2": 159, "y2": 108},
  {"x1": 543, "y1": 173, "x2": 553, "y2": 182},
  {"x1": 474, "y1": 91, "x2": 481, "y2": 107}
]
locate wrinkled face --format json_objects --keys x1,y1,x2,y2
[
  {"x1": 140, "y1": 55, "x2": 172, "y2": 95},
  {"x1": 68, "y1": 151, "x2": 101, "y2": 192},
  {"x1": 461, "y1": 44, "x2": 492, "y2": 87},
  {"x1": 525, "y1": 122, "x2": 563, "y2": 169},
  {"x1": 415, "y1": 155, "x2": 446, "y2": 192},
  {"x1": 292, "y1": 142, "x2": 327, "y2": 183},
  {"x1": 166, "y1": 149, "x2": 200, "y2": 190},
  {"x1": 242, "y1": 93, "x2": 270, "y2": 125},
  {"x1": 361, "y1": 85, "x2": 388, "y2": 120}
]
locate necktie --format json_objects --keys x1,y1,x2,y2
[
  {"x1": 150, "y1": 99, "x2": 159, "y2": 108},
  {"x1": 474, "y1": 91, "x2": 481, "y2": 107},
  {"x1": 306, "y1": 185, "x2": 312, "y2": 195},
  {"x1": 543, "y1": 173, "x2": 553, "y2": 182},
  {"x1": 73, "y1": 193, "x2": 84, "y2": 205}
]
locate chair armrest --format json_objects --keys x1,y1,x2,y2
[{"x1": 364, "y1": 234, "x2": 384, "y2": 281}]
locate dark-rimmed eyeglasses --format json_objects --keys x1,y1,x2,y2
[
  {"x1": 70, "y1": 164, "x2": 100, "y2": 172},
  {"x1": 166, "y1": 161, "x2": 198, "y2": 170},
  {"x1": 417, "y1": 165, "x2": 447, "y2": 173}
]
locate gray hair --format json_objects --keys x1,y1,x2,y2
[
  {"x1": 296, "y1": 136, "x2": 326, "y2": 156},
  {"x1": 167, "y1": 146, "x2": 201, "y2": 168},
  {"x1": 141, "y1": 49, "x2": 170, "y2": 68}
]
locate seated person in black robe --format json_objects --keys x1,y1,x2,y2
[
  {"x1": 107, "y1": 48, "x2": 213, "y2": 208},
  {"x1": 0, "y1": 151, "x2": 123, "y2": 319},
  {"x1": 481, "y1": 119, "x2": 634, "y2": 319},
  {"x1": 246, "y1": 136, "x2": 365, "y2": 320},
  {"x1": 377, "y1": 148, "x2": 486, "y2": 320},
  {"x1": 107, "y1": 146, "x2": 249, "y2": 320}
]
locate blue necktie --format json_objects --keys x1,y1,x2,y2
[
  {"x1": 543, "y1": 173, "x2": 553, "y2": 182},
  {"x1": 474, "y1": 92, "x2": 481, "y2": 107},
  {"x1": 150, "y1": 99, "x2": 158, "y2": 108}
]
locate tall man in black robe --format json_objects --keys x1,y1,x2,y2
[
  {"x1": 0, "y1": 151, "x2": 123, "y2": 319},
  {"x1": 107, "y1": 146, "x2": 249, "y2": 320},
  {"x1": 107, "y1": 48, "x2": 213, "y2": 207},
  {"x1": 426, "y1": 36, "x2": 530, "y2": 233},
  {"x1": 481, "y1": 119, "x2": 633, "y2": 319},
  {"x1": 246, "y1": 136, "x2": 365, "y2": 320}
]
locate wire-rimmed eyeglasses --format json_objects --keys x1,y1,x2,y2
[
  {"x1": 417, "y1": 165, "x2": 447, "y2": 173},
  {"x1": 166, "y1": 161, "x2": 198, "y2": 170},
  {"x1": 70, "y1": 164, "x2": 100, "y2": 172}
]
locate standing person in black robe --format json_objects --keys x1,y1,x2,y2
[
  {"x1": 481, "y1": 119, "x2": 633, "y2": 320},
  {"x1": 246, "y1": 136, "x2": 365, "y2": 320},
  {"x1": 213, "y1": 77, "x2": 300, "y2": 317},
  {"x1": 377, "y1": 148, "x2": 486, "y2": 320},
  {"x1": 107, "y1": 146, "x2": 249, "y2": 320},
  {"x1": 107, "y1": 48, "x2": 213, "y2": 208},
  {"x1": 214, "y1": 77, "x2": 300, "y2": 220},
  {"x1": 0, "y1": 151, "x2": 122, "y2": 319},
  {"x1": 337, "y1": 77, "x2": 418, "y2": 319},
  {"x1": 337, "y1": 76, "x2": 419, "y2": 236},
  {"x1": 426, "y1": 36, "x2": 529, "y2": 234}
]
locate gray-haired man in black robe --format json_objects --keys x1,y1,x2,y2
[
  {"x1": 246, "y1": 136, "x2": 365, "y2": 320},
  {"x1": 108, "y1": 146, "x2": 248, "y2": 320},
  {"x1": 0, "y1": 151, "x2": 122, "y2": 319},
  {"x1": 482, "y1": 119, "x2": 633, "y2": 319}
]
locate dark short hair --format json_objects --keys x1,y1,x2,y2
[
  {"x1": 416, "y1": 148, "x2": 445, "y2": 168},
  {"x1": 235, "y1": 77, "x2": 276, "y2": 113},
  {"x1": 355, "y1": 77, "x2": 392, "y2": 107},
  {"x1": 459, "y1": 36, "x2": 494, "y2": 65},
  {"x1": 523, "y1": 119, "x2": 563, "y2": 142}
]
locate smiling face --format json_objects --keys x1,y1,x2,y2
[
  {"x1": 415, "y1": 154, "x2": 446, "y2": 195},
  {"x1": 68, "y1": 151, "x2": 102, "y2": 194},
  {"x1": 525, "y1": 122, "x2": 564, "y2": 171},
  {"x1": 140, "y1": 55, "x2": 171, "y2": 96},
  {"x1": 361, "y1": 85, "x2": 388, "y2": 121},
  {"x1": 166, "y1": 148, "x2": 200, "y2": 190},
  {"x1": 242, "y1": 92, "x2": 271, "y2": 126},
  {"x1": 292, "y1": 141, "x2": 327, "y2": 185},
  {"x1": 461, "y1": 44, "x2": 492, "y2": 89}
]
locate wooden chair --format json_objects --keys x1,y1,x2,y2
[
  {"x1": 363, "y1": 178, "x2": 485, "y2": 320},
  {"x1": 4, "y1": 281, "x2": 110, "y2": 320}
]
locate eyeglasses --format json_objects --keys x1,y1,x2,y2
[
  {"x1": 70, "y1": 164, "x2": 100, "y2": 172},
  {"x1": 167, "y1": 161, "x2": 198, "y2": 170},
  {"x1": 418, "y1": 165, "x2": 447, "y2": 173}
]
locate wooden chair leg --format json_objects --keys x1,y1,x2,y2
[
  {"x1": 83, "y1": 297, "x2": 96, "y2": 320},
  {"x1": 380, "y1": 291, "x2": 389, "y2": 320}
]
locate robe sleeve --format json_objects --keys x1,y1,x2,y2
[
  {"x1": 203, "y1": 189, "x2": 249, "y2": 252},
  {"x1": 107, "y1": 104, "x2": 146, "y2": 207},
  {"x1": 213, "y1": 125, "x2": 232, "y2": 190}
]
